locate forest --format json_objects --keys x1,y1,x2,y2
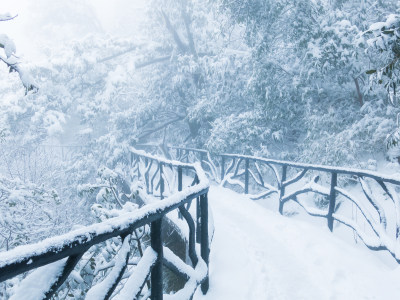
[{"x1": 1, "y1": 0, "x2": 400, "y2": 299}]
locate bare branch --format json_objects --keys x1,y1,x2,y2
[
  {"x1": 161, "y1": 10, "x2": 189, "y2": 53},
  {"x1": 137, "y1": 117, "x2": 183, "y2": 141},
  {"x1": 359, "y1": 178, "x2": 387, "y2": 229},
  {"x1": 0, "y1": 14, "x2": 18, "y2": 22},
  {"x1": 135, "y1": 56, "x2": 171, "y2": 69},
  {"x1": 97, "y1": 46, "x2": 139, "y2": 63},
  {"x1": 181, "y1": 8, "x2": 198, "y2": 58},
  {"x1": 353, "y1": 77, "x2": 363, "y2": 106}
]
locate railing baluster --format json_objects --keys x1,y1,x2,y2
[
  {"x1": 179, "y1": 206, "x2": 198, "y2": 267},
  {"x1": 186, "y1": 150, "x2": 189, "y2": 175},
  {"x1": 178, "y1": 166, "x2": 183, "y2": 219},
  {"x1": 221, "y1": 155, "x2": 225, "y2": 182},
  {"x1": 159, "y1": 162, "x2": 164, "y2": 200},
  {"x1": 137, "y1": 156, "x2": 141, "y2": 179},
  {"x1": 200, "y1": 193, "x2": 209, "y2": 294},
  {"x1": 196, "y1": 196, "x2": 201, "y2": 243},
  {"x1": 245, "y1": 158, "x2": 249, "y2": 194},
  {"x1": 178, "y1": 166, "x2": 182, "y2": 192},
  {"x1": 279, "y1": 165, "x2": 287, "y2": 214},
  {"x1": 328, "y1": 172, "x2": 337, "y2": 231}
]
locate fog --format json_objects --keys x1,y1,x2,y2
[{"x1": 2, "y1": 0, "x2": 147, "y2": 60}]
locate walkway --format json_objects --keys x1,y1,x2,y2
[{"x1": 194, "y1": 186, "x2": 400, "y2": 300}]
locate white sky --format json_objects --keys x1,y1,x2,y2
[{"x1": 1, "y1": 0, "x2": 147, "y2": 60}]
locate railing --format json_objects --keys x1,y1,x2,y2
[
  {"x1": 0, "y1": 148, "x2": 210, "y2": 300},
  {"x1": 143, "y1": 145, "x2": 400, "y2": 264}
]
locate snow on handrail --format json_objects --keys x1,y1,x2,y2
[
  {"x1": 0, "y1": 149, "x2": 211, "y2": 300},
  {"x1": 219, "y1": 153, "x2": 400, "y2": 185}
]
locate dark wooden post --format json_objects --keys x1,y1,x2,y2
[
  {"x1": 159, "y1": 163, "x2": 164, "y2": 200},
  {"x1": 200, "y1": 193, "x2": 209, "y2": 294},
  {"x1": 137, "y1": 156, "x2": 141, "y2": 179},
  {"x1": 244, "y1": 158, "x2": 249, "y2": 194},
  {"x1": 278, "y1": 165, "x2": 287, "y2": 214},
  {"x1": 178, "y1": 166, "x2": 183, "y2": 219},
  {"x1": 220, "y1": 156, "x2": 225, "y2": 182},
  {"x1": 328, "y1": 173, "x2": 337, "y2": 232},
  {"x1": 178, "y1": 166, "x2": 182, "y2": 192},
  {"x1": 186, "y1": 150, "x2": 189, "y2": 176},
  {"x1": 196, "y1": 196, "x2": 201, "y2": 244},
  {"x1": 145, "y1": 158, "x2": 149, "y2": 193},
  {"x1": 151, "y1": 218, "x2": 163, "y2": 300}
]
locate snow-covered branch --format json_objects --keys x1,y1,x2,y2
[
  {"x1": 0, "y1": 13, "x2": 17, "y2": 22},
  {"x1": 0, "y1": 21, "x2": 38, "y2": 92}
]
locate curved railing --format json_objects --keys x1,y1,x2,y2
[
  {"x1": 142, "y1": 145, "x2": 400, "y2": 264},
  {"x1": 0, "y1": 148, "x2": 210, "y2": 300}
]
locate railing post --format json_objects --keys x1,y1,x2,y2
[
  {"x1": 186, "y1": 150, "x2": 189, "y2": 176},
  {"x1": 137, "y1": 156, "x2": 141, "y2": 179},
  {"x1": 279, "y1": 165, "x2": 287, "y2": 214},
  {"x1": 178, "y1": 167, "x2": 183, "y2": 219},
  {"x1": 200, "y1": 193, "x2": 209, "y2": 294},
  {"x1": 145, "y1": 158, "x2": 149, "y2": 193},
  {"x1": 196, "y1": 196, "x2": 201, "y2": 244},
  {"x1": 328, "y1": 173, "x2": 337, "y2": 232},
  {"x1": 178, "y1": 166, "x2": 182, "y2": 192},
  {"x1": 220, "y1": 156, "x2": 225, "y2": 182},
  {"x1": 245, "y1": 158, "x2": 249, "y2": 194},
  {"x1": 159, "y1": 163, "x2": 164, "y2": 200},
  {"x1": 151, "y1": 218, "x2": 163, "y2": 300}
]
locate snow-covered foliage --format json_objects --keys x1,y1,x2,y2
[
  {"x1": 0, "y1": 13, "x2": 37, "y2": 92},
  {"x1": 0, "y1": 176, "x2": 62, "y2": 251}
]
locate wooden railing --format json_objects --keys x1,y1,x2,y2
[
  {"x1": 142, "y1": 144, "x2": 400, "y2": 264},
  {"x1": 0, "y1": 148, "x2": 210, "y2": 300}
]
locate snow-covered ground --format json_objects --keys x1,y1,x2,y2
[{"x1": 194, "y1": 185, "x2": 400, "y2": 300}]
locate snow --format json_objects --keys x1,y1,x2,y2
[
  {"x1": 194, "y1": 185, "x2": 400, "y2": 300},
  {"x1": 0, "y1": 34, "x2": 16, "y2": 58},
  {"x1": 85, "y1": 235, "x2": 131, "y2": 300},
  {"x1": 113, "y1": 247, "x2": 157, "y2": 300},
  {"x1": 10, "y1": 258, "x2": 67, "y2": 300},
  {"x1": 164, "y1": 246, "x2": 207, "y2": 300},
  {"x1": 163, "y1": 247, "x2": 197, "y2": 280}
]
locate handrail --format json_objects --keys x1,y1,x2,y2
[
  {"x1": 145, "y1": 145, "x2": 400, "y2": 264},
  {"x1": 0, "y1": 148, "x2": 210, "y2": 300},
  {"x1": 219, "y1": 153, "x2": 400, "y2": 185}
]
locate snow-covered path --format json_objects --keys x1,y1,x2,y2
[{"x1": 194, "y1": 186, "x2": 400, "y2": 300}]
